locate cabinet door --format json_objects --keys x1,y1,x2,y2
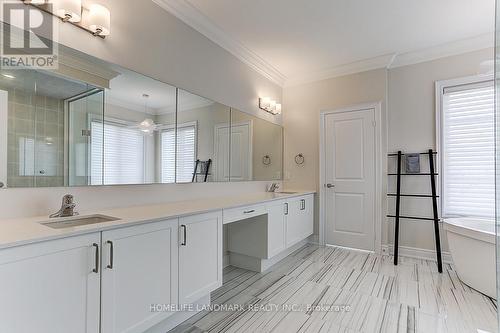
[
  {"x1": 285, "y1": 198, "x2": 304, "y2": 247},
  {"x1": 301, "y1": 195, "x2": 314, "y2": 238},
  {"x1": 266, "y1": 200, "x2": 287, "y2": 258},
  {"x1": 179, "y1": 211, "x2": 222, "y2": 304},
  {"x1": 0, "y1": 233, "x2": 101, "y2": 333},
  {"x1": 286, "y1": 195, "x2": 315, "y2": 247},
  {"x1": 101, "y1": 219, "x2": 178, "y2": 333}
]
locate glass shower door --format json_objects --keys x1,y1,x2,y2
[
  {"x1": 496, "y1": 0, "x2": 500, "y2": 328},
  {"x1": 67, "y1": 89, "x2": 104, "y2": 186}
]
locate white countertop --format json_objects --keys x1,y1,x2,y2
[{"x1": 0, "y1": 191, "x2": 315, "y2": 250}]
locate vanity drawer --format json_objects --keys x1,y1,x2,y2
[{"x1": 223, "y1": 204, "x2": 267, "y2": 224}]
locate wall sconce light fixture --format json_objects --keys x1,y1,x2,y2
[
  {"x1": 54, "y1": 0, "x2": 82, "y2": 22},
  {"x1": 259, "y1": 97, "x2": 282, "y2": 115},
  {"x1": 88, "y1": 4, "x2": 111, "y2": 36},
  {"x1": 22, "y1": 0, "x2": 111, "y2": 38}
]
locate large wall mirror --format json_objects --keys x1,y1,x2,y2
[{"x1": 0, "y1": 44, "x2": 282, "y2": 188}]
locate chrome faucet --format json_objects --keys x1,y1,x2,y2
[
  {"x1": 50, "y1": 194, "x2": 78, "y2": 218},
  {"x1": 267, "y1": 183, "x2": 280, "y2": 192}
]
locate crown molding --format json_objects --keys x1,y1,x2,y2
[
  {"x1": 284, "y1": 54, "x2": 396, "y2": 87},
  {"x1": 149, "y1": 1, "x2": 494, "y2": 88},
  {"x1": 152, "y1": 0, "x2": 286, "y2": 87},
  {"x1": 389, "y1": 33, "x2": 494, "y2": 68},
  {"x1": 284, "y1": 33, "x2": 493, "y2": 87}
]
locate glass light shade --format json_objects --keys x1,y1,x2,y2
[
  {"x1": 88, "y1": 4, "x2": 110, "y2": 36},
  {"x1": 269, "y1": 100, "x2": 276, "y2": 111},
  {"x1": 55, "y1": 0, "x2": 82, "y2": 22},
  {"x1": 260, "y1": 97, "x2": 271, "y2": 109},
  {"x1": 138, "y1": 118, "x2": 156, "y2": 135},
  {"x1": 25, "y1": 0, "x2": 46, "y2": 4}
]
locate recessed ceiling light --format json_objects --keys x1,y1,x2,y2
[{"x1": 2, "y1": 74, "x2": 15, "y2": 79}]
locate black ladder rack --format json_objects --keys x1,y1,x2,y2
[{"x1": 387, "y1": 149, "x2": 443, "y2": 273}]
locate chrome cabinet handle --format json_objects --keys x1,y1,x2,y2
[
  {"x1": 92, "y1": 243, "x2": 99, "y2": 273},
  {"x1": 243, "y1": 210, "x2": 255, "y2": 214},
  {"x1": 284, "y1": 203, "x2": 289, "y2": 215},
  {"x1": 106, "y1": 240, "x2": 114, "y2": 269},
  {"x1": 181, "y1": 225, "x2": 187, "y2": 246},
  {"x1": 300, "y1": 199, "x2": 305, "y2": 210}
]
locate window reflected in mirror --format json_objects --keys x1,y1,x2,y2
[
  {"x1": 176, "y1": 89, "x2": 230, "y2": 183},
  {"x1": 100, "y1": 67, "x2": 177, "y2": 185}
]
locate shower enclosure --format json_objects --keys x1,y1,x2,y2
[{"x1": 496, "y1": 0, "x2": 500, "y2": 328}]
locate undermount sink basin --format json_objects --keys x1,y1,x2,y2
[
  {"x1": 40, "y1": 214, "x2": 120, "y2": 229},
  {"x1": 274, "y1": 191, "x2": 299, "y2": 195}
]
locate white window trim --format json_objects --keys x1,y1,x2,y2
[{"x1": 435, "y1": 74, "x2": 494, "y2": 218}]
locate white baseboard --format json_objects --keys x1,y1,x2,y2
[
  {"x1": 223, "y1": 253, "x2": 230, "y2": 268},
  {"x1": 382, "y1": 244, "x2": 452, "y2": 264},
  {"x1": 307, "y1": 234, "x2": 320, "y2": 244}
]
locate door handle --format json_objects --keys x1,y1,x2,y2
[
  {"x1": 243, "y1": 210, "x2": 255, "y2": 214},
  {"x1": 92, "y1": 243, "x2": 99, "y2": 274},
  {"x1": 325, "y1": 183, "x2": 335, "y2": 188},
  {"x1": 181, "y1": 225, "x2": 187, "y2": 246},
  {"x1": 106, "y1": 240, "x2": 114, "y2": 269}
]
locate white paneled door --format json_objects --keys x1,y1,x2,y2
[{"x1": 324, "y1": 108, "x2": 376, "y2": 251}]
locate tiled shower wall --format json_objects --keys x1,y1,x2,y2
[{"x1": 6, "y1": 87, "x2": 64, "y2": 187}]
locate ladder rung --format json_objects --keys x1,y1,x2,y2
[
  {"x1": 387, "y1": 194, "x2": 439, "y2": 198},
  {"x1": 387, "y1": 215, "x2": 440, "y2": 222},
  {"x1": 388, "y1": 173, "x2": 438, "y2": 176},
  {"x1": 388, "y1": 152, "x2": 438, "y2": 156}
]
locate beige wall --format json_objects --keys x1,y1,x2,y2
[
  {"x1": 387, "y1": 48, "x2": 493, "y2": 251},
  {"x1": 283, "y1": 69, "x2": 388, "y2": 235},
  {"x1": 283, "y1": 49, "x2": 493, "y2": 252}
]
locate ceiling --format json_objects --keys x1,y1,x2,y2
[
  {"x1": 106, "y1": 66, "x2": 214, "y2": 114},
  {"x1": 154, "y1": 0, "x2": 495, "y2": 86}
]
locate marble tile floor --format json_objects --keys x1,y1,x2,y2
[{"x1": 168, "y1": 244, "x2": 497, "y2": 333}]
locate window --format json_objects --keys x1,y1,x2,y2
[
  {"x1": 160, "y1": 128, "x2": 175, "y2": 183},
  {"x1": 161, "y1": 123, "x2": 196, "y2": 183},
  {"x1": 439, "y1": 78, "x2": 494, "y2": 218},
  {"x1": 91, "y1": 119, "x2": 145, "y2": 185}
]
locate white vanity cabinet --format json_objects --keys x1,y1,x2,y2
[
  {"x1": 286, "y1": 194, "x2": 314, "y2": 248},
  {"x1": 100, "y1": 219, "x2": 179, "y2": 333},
  {"x1": 227, "y1": 194, "x2": 314, "y2": 271},
  {"x1": 266, "y1": 200, "x2": 287, "y2": 258},
  {"x1": 0, "y1": 192, "x2": 314, "y2": 333},
  {"x1": 179, "y1": 211, "x2": 223, "y2": 304},
  {"x1": 0, "y1": 232, "x2": 101, "y2": 333}
]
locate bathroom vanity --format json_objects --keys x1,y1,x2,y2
[{"x1": 0, "y1": 191, "x2": 314, "y2": 333}]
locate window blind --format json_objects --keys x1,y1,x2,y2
[
  {"x1": 442, "y1": 80, "x2": 495, "y2": 218},
  {"x1": 91, "y1": 120, "x2": 145, "y2": 185},
  {"x1": 161, "y1": 128, "x2": 175, "y2": 183},
  {"x1": 161, "y1": 124, "x2": 196, "y2": 183}
]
